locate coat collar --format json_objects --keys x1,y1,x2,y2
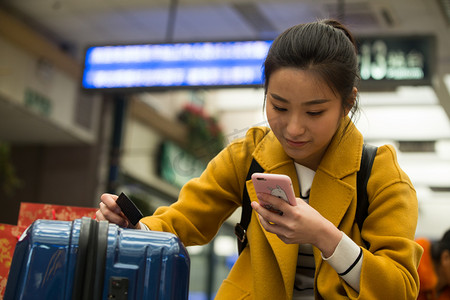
[
  {"x1": 252, "y1": 128, "x2": 293, "y2": 172},
  {"x1": 317, "y1": 116, "x2": 364, "y2": 179}
]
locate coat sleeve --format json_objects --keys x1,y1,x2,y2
[
  {"x1": 139, "y1": 127, "x2": 267, "y2": 246},
  {"x1": 351, "y1": 145, "x2": 423, "y2": 299}
]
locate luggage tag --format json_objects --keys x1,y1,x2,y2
[{"x1": 116, "y1": 192, "x2": 144, "y2": 226}]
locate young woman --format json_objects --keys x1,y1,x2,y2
[
  {"x1": 417, "y1": 230, "x2": 450, "y2": 300},
  {"x1": 97, "y1": 19, "x2": 423, "y2": 299}
]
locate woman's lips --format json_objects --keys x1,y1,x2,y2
[{"x1": 286, "y1": 139, "x2": 308, "y2": 147}]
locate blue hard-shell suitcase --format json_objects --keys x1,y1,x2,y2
[{"x1": 4, "y1": 217, "x2": 190, "y2": 299}]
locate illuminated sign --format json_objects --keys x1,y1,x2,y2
[
  {"x1": 81, "y1": 36, "x2": 435, "y2": 91},
  {"x1": 357, "y1": 35, "x2": 435, "y2": 90},
  {"x1": 82, "y1": 41, "x2": 272, "y2": 90}
]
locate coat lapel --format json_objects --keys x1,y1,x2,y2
[{"x1": 308, "y1": 171, "x2": 355, "y2": 228}]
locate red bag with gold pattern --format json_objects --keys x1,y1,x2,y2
[
  {"x1": 17, "y1": 202, "x2": 97, "y2": 228},
  {"x1": 0, "y1": 224, "x2": 27, "y2": 297}
]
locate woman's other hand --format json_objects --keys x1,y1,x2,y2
[{"x1": 96, "y1": 193, "x2": 141, "y2": 229}]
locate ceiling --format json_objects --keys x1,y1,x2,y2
[
  {"x1": 1, "y1": 0, "x2": 449, "y2": 74},
  {"x1": 0, "y1": 0, "x2": 450, "y2": 147}
]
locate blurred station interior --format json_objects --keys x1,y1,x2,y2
[{"x1": 0, "y1": 0, "x2": 450, "y2": 298}]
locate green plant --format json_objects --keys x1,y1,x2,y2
[
  {"x1": 177, "y1": 103, "x2": 225, "y2": 161},
  {"x1": 0, "y1": 142, "x2": 22, "y2": 196}
]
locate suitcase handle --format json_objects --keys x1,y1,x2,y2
[
  {"x1": 93, "y1": 220, "x2": 108, "y2": 299},
  {"x1": 72, "y1": 218, "x2": 91, "y2": 299},
  {"x1": 72, "y1": 217, "x2": 108, "y2": 300}
]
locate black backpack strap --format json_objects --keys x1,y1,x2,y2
[
  {"x1": 356, "y1": 144, "x2": 378, "y2": 248},
  {"x1": 235, "y1": 158, "x2": 264, "y2": 254}
]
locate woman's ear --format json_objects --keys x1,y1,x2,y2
[{"x1": 343, "y1": 87, "x2": 357, "y2": 116}]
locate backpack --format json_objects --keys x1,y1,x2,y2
[{"x1": 234, "y1": 144, "x2": 378, "y2": 254}]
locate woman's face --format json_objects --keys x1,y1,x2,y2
[{"x1": 266, "y1": 67, "x2": 353, "y2": 170}]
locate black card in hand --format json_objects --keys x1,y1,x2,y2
[{"x1": 116, "y1": 192, "x2": 144, "y2": 226}]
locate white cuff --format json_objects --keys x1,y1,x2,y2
[
  {"x1": 139, "y1": 221, "x2": 150, "y2": 231},
  {"x1": 321, "y1": 232, "x2": 362, "y2": 292}
]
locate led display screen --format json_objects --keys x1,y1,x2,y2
[
  {"x1": 82, "y1": 40, "x2": 272, "y2": 90},
  {"x1": 81, "y1": 35, "x2": 435, "y2": 91},
  {"x1": 357, "y1": 35, "x2": 435, "y2": 90}
]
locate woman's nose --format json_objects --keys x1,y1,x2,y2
[{"x1": 286, "y1": 115, "x2": 306, "y2": 137}]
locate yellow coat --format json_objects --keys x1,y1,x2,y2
[{"x1": 141, "y1": 118, "x2": 423, "y2": 299}]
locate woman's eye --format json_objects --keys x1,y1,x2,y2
[
  {"x1": 307, "y1": 111, "x2": 324, "y2": 116},
  {"x1": 272, "y1": 105, "x2": 287, "y2": 112}
]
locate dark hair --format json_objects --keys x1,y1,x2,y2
[
  {"x1": 431, "y1": 229, "x2": 450, "y2": 264},
  {"x1": 263, "y1": 19, "x2": 360, "y2": 117}
]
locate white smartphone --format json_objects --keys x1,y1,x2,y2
[{"x1": 251, "y1": 173, "x2": 297, "y2": 206}]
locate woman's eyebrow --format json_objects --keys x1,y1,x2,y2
[
  {"x1": 270, "y1": 93, "x2": 331, "y2": 106},
  {"x1": 302, "y1": 99, "x2": 331, "y2": 106},
  {"x1": 269, "y1": 93, "x2": 288, "y2": 103}
]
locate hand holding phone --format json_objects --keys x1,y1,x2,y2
[{"x1": 251, "y1": 173, "x2": 297, "y2": 207}]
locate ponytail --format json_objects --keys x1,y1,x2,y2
[{"x1": 321, "y1": 19, "x2": 358, "y2": 53}]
